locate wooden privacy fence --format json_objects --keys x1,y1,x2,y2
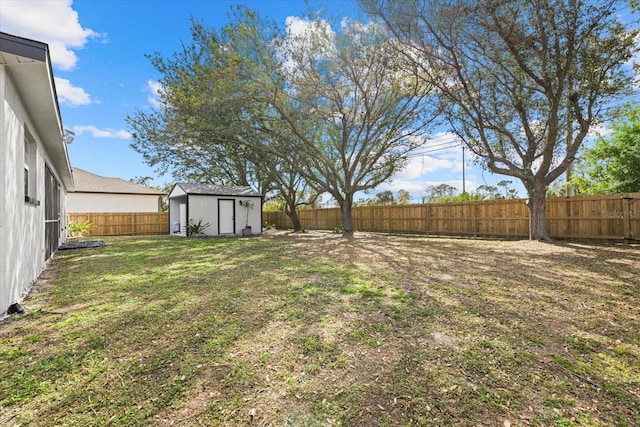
[
  {"x1": 264, "y1": 193, "x2": 640, "y2": 241},
  {"x1": 67, "y1": 212, "x2": 169, "y2": 236}
]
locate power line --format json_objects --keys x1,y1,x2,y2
[
  {"x1": 409, "y1": 142, "x2": 462, "y2": 157},
  {"x1": 416, "y1": 138, "x2": 461, "y2": 151},
  {"x1": 420, "y1": 133, "x2": 460, "y2": 144}
]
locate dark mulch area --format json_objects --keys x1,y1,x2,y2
[{"x1": 58, "y1": 241, "x2": 106, "y2": 250}]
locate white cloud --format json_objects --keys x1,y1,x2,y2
[
  {"x1": 367, "y1": 149, "x2": 464, "y2": 202},
  {"x1": 1, "y1": 0, "x2": 103, "y2": 71},
  {"x1": 279, "y1": 16, "x2": 336, "y2": 74},
  {"x1": 54, "y1": 77, "x2": 91, "y2": 107},
  {"x1": 146, "y1": 80, "x2": 162, "y2": 108},
  {"x1": 587, "y1": 121, "x2": 612, "y2": 138},
  {"x1": 395, "y1": 155, "x2": 459, "y2": 181},
  {"x1": 373, "y1": 180, "x2": 429, "y2": 197},
  {"x1": 285, "y1": 16, "x2": 334, "y2": 41},
  {"x1": 72, "y1": 125, "x2": 131, "y2": 139},
  {"x1": 408, "y1": 132, "x2": 465, "y2": 173}
]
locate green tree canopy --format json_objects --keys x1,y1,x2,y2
[
  {"x1": 248, "y1": 14, "x2": 439, "y2": 234},
  {"x1": 126, "y1": 16, "x2": 317, "y2": 230},
  {"x1": 423, "y1": 183, "x2": 458, "y2": 202},
  {"x1": 127, "y1": 20, "x2": 272, "y2": 191},
  {"x1": 572, "y1": 105, "x2": 640, "y2": 194}
]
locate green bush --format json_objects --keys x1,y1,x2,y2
[
  {"x1": 68, "y1": 220, "x2": 92, "y2": 237},
  {"x1": 185, "y1": 219, "x2": 210, "y2": 236}
]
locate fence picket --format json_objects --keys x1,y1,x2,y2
[
  {"x1": 67, "y1": 212, "x2": 169, "y2": 237},
  {"x1": 265, "y1": 193, "x2": 640, "y2": 241}
]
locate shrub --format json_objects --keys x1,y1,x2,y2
[{"x1": 68, "y1": 220, "x2": 92, "y2": 237}]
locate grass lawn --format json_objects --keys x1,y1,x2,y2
[{"x1": 1, "y1": 231, "x2": 639, "y2": 426}]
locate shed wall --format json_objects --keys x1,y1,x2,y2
[
  {"x1": 188, "y1": 194, "x2": 221, "y2": 235},
  {"x1": 235, "y1": 197, "x2": 262, "y2": 234}
]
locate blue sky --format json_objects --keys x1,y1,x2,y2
[{"x1": 2, "y1": 0, "x2": 636, "y2": 201}]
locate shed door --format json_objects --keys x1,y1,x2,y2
[
  {"x1": 218, "y1": 199, "x2": 235, "y2": 234},
  {"x1": 44, "y1": 165, "x2": 60, "y2": 260}
]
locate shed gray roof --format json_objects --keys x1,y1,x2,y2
[
  {"x1": 71, "y1": 168, "x2": 164, "y2": 195},
  {"x1": 175, "y1": 183, "x2": 261, "y2": 197}
]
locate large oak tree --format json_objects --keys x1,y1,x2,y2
[
  {"x1": 237, "y1": 14, "x2": 439, "y2": 234},
  {"x1": 127, "y1": 22, "x2": 273, "y2": 191},
  {"x1": 126, "y1": 20, "x2": 317, "y2": 230},
  {"x1": 363, "y1": 0, "x2": 638, "y2": 240}
]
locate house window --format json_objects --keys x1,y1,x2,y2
[
  {"x1": 24, "y1": 166, "x2": 29, "y2": 196},
  {"x1": 24, "y1": 129, "x2": 38, "y2": 205}
]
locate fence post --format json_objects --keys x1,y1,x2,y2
[
  {"x1": 475, "y1": 202, "x2": 480, "y2": 236},
  {"x1": 89, "y1": 213, "x2": 95, "y2": 236},
  {"x1": 425, "y1": 204, "x2": 430, "y2": 235},
  {"x1": 622, "y1": 196, "x2": 632, "y2": 241},
  {"x1": 423, "y1": 204, "x2": 428, "y2": 235}
]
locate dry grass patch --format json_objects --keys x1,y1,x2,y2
[{"x1": 1, "y1": 231, "x2": 638, "y2": 426}]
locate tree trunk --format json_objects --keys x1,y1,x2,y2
[
  {"x1": 527, "y1": 184, "x2": 551, "y2": 241},
  {"x1": 341, "y1": 196, "x2": 355, "y2": 236},
  {"x1": 286, "y1": 207, "x2": 302, "y2": 232}
]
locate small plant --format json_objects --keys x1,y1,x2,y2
[
  {"x1": 263, "y1": 221, "x2": 275, "y2": 230},
  {"x1": 185, "y1": 219, "x2": 210, "y2": 236},
  {"x1": 68, "y1": 220, "x2": 92, "y2": 237},
  {"x1": 332, "y1": 225, "x2": 343, "y2": 234},
  {"x1": 239, "y1": 200, "x2": 255, "y2": 229}
]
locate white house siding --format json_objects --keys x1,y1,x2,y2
[
  {"x1": 67, "y1": 192, "x2": 159, "y2": 213},
  {"x1": 0, "y1": 68, "x2": 67, "y2": 317}
]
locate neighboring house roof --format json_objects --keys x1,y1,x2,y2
[
  {"x1": 0, "y1": 32, "x2": 73, "y2": 189},
  {"x1": 71, "y1": 168, "x2": 164, "y2": 195},
  {"x1": 172, "y1": 183, "x2": 262, "y2": 197}
]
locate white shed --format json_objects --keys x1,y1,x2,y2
[
  {"x1": 168, "y1": 183, "x2": 263, "y2": 237},
  {"x1": 0, "y1": 32, "x2": 73, "y2": 317}
]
